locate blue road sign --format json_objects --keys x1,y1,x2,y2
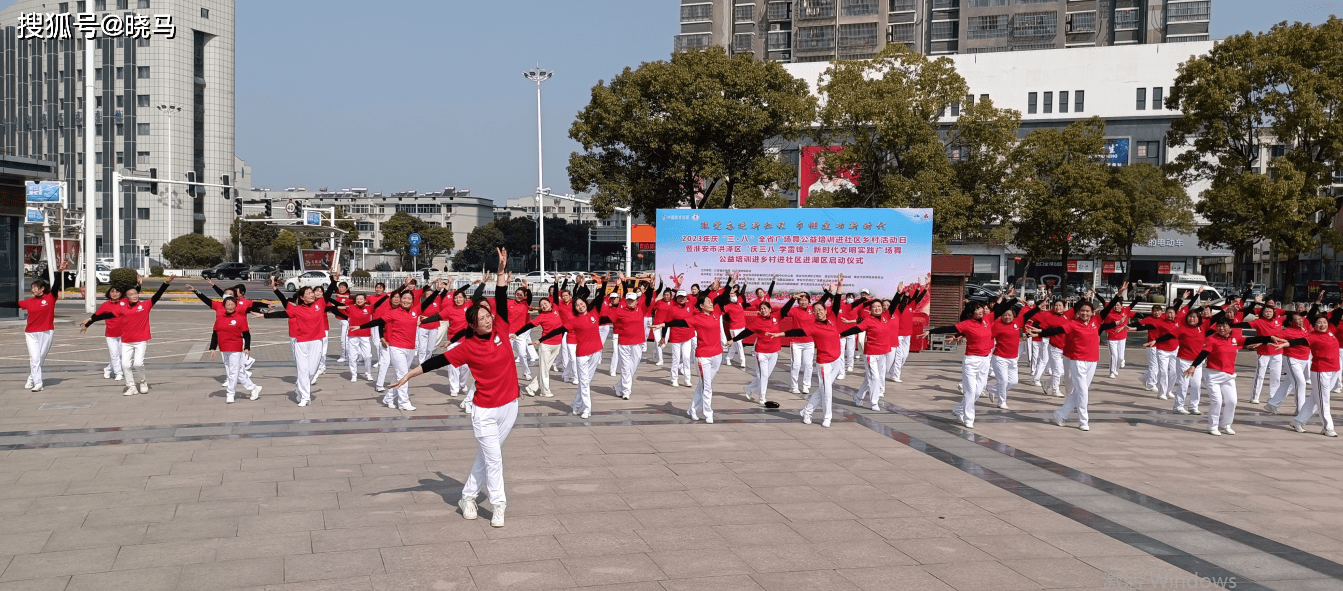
[
  {"x1": 409, "y1": 245, "x2": 420, "y2": 256},
  {"x1": 305, "y1": 211, "x2": 322, "y2": 226},
  {"x1": 408, "y1": 233, "x2": 422, "y2": 246}
]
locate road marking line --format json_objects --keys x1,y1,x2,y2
[{"x1": 183, "y1": 343, "x2": 207, "y2": 362}]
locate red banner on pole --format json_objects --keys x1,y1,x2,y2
[
  {"x1": 1158, "y1": 261, "x2": 1171, "y2": 275},
  {"x1": 300, "y1": 249, "x2": 335, "y2": 271}
]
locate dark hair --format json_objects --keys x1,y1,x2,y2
[
  {"x1": 232, "y1": 284, "x2": 247, "y2": 296},
  {"x1": 375, "y1": 282, "x2": 386, "y2": 289},
  {"x1": 354, "y1": 294, "x2": 368, "y2": 304},
  {"x1": 1075, "y1": 301, "x2": 1095, "y2": 312},
  {"x1": 690, "y1": 284, "x2": 700, "y2": 291},
  {"x1": 1183, "y1": 309, "x2": 1202, "y2": 326},
  {"x1": 31, "y1": 279, "x2": 50, "y2": 294},
  {"x1": 105, "y1": 285, "x2": 122, "y2": 298},
  {"x1": 1212, "y1": 316, "x2": 1233, "y2": 327},
  {"x1": 758, "y1": 300, "x2": 772, "y2": 310},
  {"x1": 959, "y1": 302, "x2": 980, "y2": 321},
  {"x1": 465, "y1": 303, "x2": 491, "y2": 328},
  {"x1": 338, "y1": 282, "x2": 349, "y2": 290}
]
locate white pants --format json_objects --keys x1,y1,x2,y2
[
  {"x1": 559, "y1": 335, "x2": 575, "y2": 380},
  {"x1": 1143, "y1": 346, "x2": 1160, "y2": 389},
  {"x1": 462, "y1": 399, "x2": 519, "y2": 505},
  {"x1": 222, "y1": 351, "x2": 257, "y2": 400},
  {"x1": 726, "y1": 328, "x2": 747, "y2": 365},
  {"x1": 371, "y1": 327, "x2": 390, "y2": 387},
  {"x1": 890, "y1": 336, "x2": 911, "y2": 381},
  {"x1": 511, "y1": 332, "x2": 536, "y2": 378},
  {"x1": 1043, "y1": 345, "x2": 1066, "y2": 393},
  {"x1": 1155, "y1": 349, "x2": 1178, "y2": 396},
  {"x1": 790, "y1": 342, "x2": 816, "y2": 390},
  {"x1": 104, "y1": 336, "x2": 123, "y2": 377},
  {"x1": 1055, "y1": 359, "x2": 1097, "y2": 428},
  {"x1": 802, "y1": 359, "x2": 841, "y2": 423},
  {"x1": 1107, "y1": 339, "x2": 1126, "y2": 374},
  {"x1": 1253, "y1": 354, "x2": 1282, "y2": 401},
  {"x1": 347, "y1": 336, "x2": 373, "y2": 377},
  {"x1": 1205, "y1": 369, "x2": 1237, "y2": 430},
  {"x1": 339, "y1": 319, "x2": 350, "y2": 360},
  {"x1": 840, "y1": 334, "x2": 857, "y2": 370},
  {"x1": 691, "y1": 355, "x2": 721, "y2": 421},
  {"x1": 25, "y1": 330, "x2": 53, "y2": 388},
  {"x1": 572, "y1": 351, "x2": 601, "y2": 414},
  {"x1": 668, "y1": 340, "x2": 694, "y2": 383},
  {"x1": 990, "y1": 354, "x2": 1019, "y2": 406},
  {"x1": 292, "y1": 338, "x2": 324, "y2": 403},
  {"x1": 856, "y1": 353, "x2": 888, "y2": 406},
  {"x1": 1297, "y1": 371, "x2": 1337, "y2": 431},
  {"x1": 956, "y1": 355, "x2": 992, "y2": 424},
  {"x1": 1269, "y1": 357, "x2": 1309, "y2": 413},
  {"x1": 318, "y1": 330, "x2": 328, "y2": 373},
  {"x1": 1174, "y1": 357, "x2": 1202, "y2": 411},
  {"x1": 654, "y1": 337, "x2": 665, "y2": 364},
  {"x1": 616, "y1": 343, "x2": 645, "y2": 398},
  {"x1": 599, "y1": 325, "x2": 616, "y2": 374},
  {"x1": 748, "y1": 351, "x2": 779, "y2": 403},
  {"x1": 530, "y1": 343, "x2": 561, "y2": 397},
  {"x1": 1030, "y1": 340, "x2": 1049, "y2": 380},
  {"x1": 121, "y1": 339, "x2": 148, "y2": 388},
  {"x1": 416, "y1": 327, "x2": 438, "y2": 365},
  {"x1": 386, "y1": 346, "x2": 415, "y2": 408},
  {"x1": 442, "y1": 341, "x2": 474, "y2": 397}
]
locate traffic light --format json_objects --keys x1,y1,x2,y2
[
  {"x1": 264, "y1": 199, "x2": 273, "y2": 218},
  {"x1": 293, "y1": 200, "x2": 303, "y2": 218},
  {"x1": 148, "y1": 168, "x2": 158, "y2": 195},
  {"x1": 221, "y1": 175, "x2": 230, "y2": 199},
  {"x1": 234, "y1": 198, "x2": 243, "y2": 216},
  {"x1": 185, "y1": 171, "x2": 196, "y2": 197}
]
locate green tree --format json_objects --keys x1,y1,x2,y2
[
  {"x1": 946, "y1": 97, "x2": 1022, "y2": 242},
  {"x1": 568, "y1": 46, "x2": 817, "y2": 220},
  {"x1": 1009, "y1": 118, "x2": 1113, "y2": 288},
  {"x1": 229, "y1": 214, "x2": 279, "y2": 264},
  {"x1": 811, "y1": 44, "x2": 992, "y2": 240},
  {"x1": 161, "y1": 234, "x2": 227, "y2": 268},
  {"x1": 420, "y1": 226, "x2": 455, "y2": 270},
  {"x1": 325, "y1": 207, "x2": 361, "y2": 251},
  {"x1": 1167, "y1": 18, "x2": 1343, "y2": 297},
  {"x1": 452, "y1": 224, "x2": 506, "y2": 272},
  {"x1": 1094, "y1": 163, "x2": 1194, "y2": 284},
  {"x1": 379, "y1": 211, "x2": 442, "y2": 270},
  {"x1": 271, "y1": 230, "x2": 312, "y2": 269}
]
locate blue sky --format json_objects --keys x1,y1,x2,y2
[{"x1": 2, "y1": 0, "x2": 1338, "y2": 204}]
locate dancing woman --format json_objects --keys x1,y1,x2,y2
[
  {"x1": 81, "y1": 278, "x2": 174, "y2": 396},
  {"x1": 609, "y1": 276, "x2": 656, "y2": 400},
  {"x1": 262, "y1": 277, "x2": 344, "y2": 407},
  {"x1": 353, "y1": 282, "x2": 439, "y2": 411},
  {"x1": 344, "y1": 294, "x2": 375, "y2": 382},
  {"x1": 2, "y1": 279, "x2": 62, "y2": 392},
  {"x1": 1025, "y1": 295, "x2": 1123, "y2": 431},
  {"x1": 387, "y1": 248, "x2": 521, "y2": 527},
  {"x1": 1265, "y1": 310, "x2": 1312, "y2": 416},
  {"x1": 1244, "y1": 301, "x2": 1283, "y2": 404},
  {"x1": 538, "y1": 278, "x2": 608, "y2": 419},
  {"x1": 926, "y1": 301, "x2": 997, "y2": 429},
  {"x1": 187, "y1": 286, "x2": 261, "y2": 403},
  {"x1": 653, "y1": 282, "x2": 736, "y2": 423},
  {"x1": 89, "y1": 286, "x2": 126, "y2": 382},
  {"x1": 1276, "y1": 314, "x2": 1339, "y2": 437},
  {"x1": 1105, "y1": 288, "x2": 1142, "y2": 378},
  {"x1": 1185, "y1": 318, "x2": 1273, "y2": 436},
  {"x1": 778, "y1": 277, "x2": 858, "y2": 427},
  {"x1": 843, "y1": 298, "x2": 896, "y2": 410},
  {"x1": 731, "y1": 299, "x2": 785, "y2": 406}
]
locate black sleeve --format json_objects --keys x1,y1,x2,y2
[
  {"x1": 452, "y1": 283, "x2": 468, "y2": 299},
  {"x1": 1288, "y1": 337, "x2": 1308, "y2": 346},
  {"x1": 783, "y1": 328, "x2": 808, "y2": 337},
  {"x1": 927, "y1": 326, "x2": 962, "y2": 335},
  {"x1": 419, "y1": 313, "x2": 443, "y2": 325},
  {"x1": 731, "y1": 328, "x2": 756, "y2": 342},
  {"x1": 324, "y1": 281, "x2": 337, "y2": 299},
  {"x1": 644, "y1": 284, "x2": 656, "y2": 307},
  {"x1": 1190, "y1": 350, "x2": 1209, "y2": 367},
  {"x1": 831, "y1": 291, "x2": 842, "y2": 315},
  {"x1": 780, "y1": 297, "x2": 795, "y2": 318},
  {"x1": 357, "y1": 318, "x2": 386, "y2": 331},
  {"x1": 329, "y1": 308, "x2": 349, "y2": 320},
  {"x1": 1100, "y1": 292, "x2": 1121, "y2": 318},
  {"x1": 662, "y1": 319, "x2": 690, "y2": 329},
  {"x1": 242, "y1": 331, "x2": 252, "y2": 350},
  {"x1": 449, "y1": 328, "x2": 472, "y2": 343},
  {"x1": 248, "y1": 302, "x2": 268, "y2": 313},
  {"x1": 263, "y1": 310, "x2": 290, "y2": 319},
  {"x1": 514, "y1": 322, "x2": 536, "y2": 336},
  {"x1": 194, "y1": 291, "x2": 215, "y2": 307},
  {"x1": 766, "y1": 280, "x2": 775, "y2": 300},
  {"x1": 84, "y1": 312, "x2": 116, "y2": 326},
  {"x1": 1022, "y1": 307, "x2": 1041, "y2": 322},
  {"x1": 1037, "y1": 326, "x2": 1065, "y2": 338},
  {"x1": 1242, "y1": 335, "x2": 1272, "y2": 346},
  {"x1": 274, "y1": 288, "x2": 290, "y2": 305},
  {"x1": 0, "y1": 301, "x2": 20, "y2": 308},
  {"x1": 841, "y1": 327, "x2": 862, "y2": 337},
  {"x1": 592, "y1": 282, "x2": 607, "y2": 312},
  {"x1": 420, "y1": 289, "x2": 439, "y2": 309},
  {"x1": 208, "y1": 331, "x2": 218, "y2": 351},
  {"x1": 1330, "y1": 307, "x2": 1343, "y2": 325},
  {"x1": 471, "y1": 283, "x2": 486, "y2": 304},
  {"x1": 713, "y1": 288, "x2": 731, "y2": 308},
  {"x1": 495, "y1": 285, "x2": 509, "y2": 324},
  {"x1": 211, "y1": 284, "x2": 225, "y2": 296},
  {"x1": 1099, "y1": 321, "x2": 1118, "y2": 332},
  {"x1": 1155, "y1": 333, "x2": 1177, "y2": 343},
  {"x1": 150, "y1": 281, "x2": 171, "y2": 304},
  {"x1": 539, "y1": 327, "x2": 568, "y2": 342},
  {"x1": 992, "y1": 297, "x2": 1017, "y2": 318},
  {"x1": 420, "y1": 353, "x2": 451, "y2": 374},
  {"x1": 1231, "y1": 322, "x2": 1253, "y2": 329}
]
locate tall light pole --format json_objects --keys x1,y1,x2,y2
[
  {"x1": 156, "y1": 104, "x2": 181, "y2": 261},
  {"x1": 523, "y1": 66, "x2": 553, "y2": 278},
  {"x1": 82, "y1": 40, "x2": 97, "y2": 312}
]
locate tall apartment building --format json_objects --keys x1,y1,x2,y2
[
  {"x1": 675, "y1": 0, "x2": 1211, "y2": 60},
  {"x1": 0, "y1": 0, "x2": 238, "y2": 263}
]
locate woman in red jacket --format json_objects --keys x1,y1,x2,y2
[
  {"x1": 843, "y1": 299, "x2": 895, "y2": 410},
  {"x1": 1247, "y1": 302, "x2": 1284, "y2": 404},
  {"x1": 1152, "y1": 308, "x2": 1211, "y2": 415},
  {"x1": 87, "y1": 286, "x2": 127, "y2": 383},
  {"x1": 779, "y1": 278, "x2": 858, "y2": 428},
  {"x1": 81, "y1": 278, "x2": 174, "y2": 396},
  {"x1": 538, "y1": 280, "x2": 607, "y2": 419},
  {"x1": 1026, "y1": 295, "x2": 1122, "y2": 431},
  {"x1": 1266, "y1": 312, "x2": 1311, "y2": 416},
  {"x1": 927, "y1": 301, "x2": 996, "y2": 429},
  {"x1": 2, "y1": 279, "x2": 62, "y2": 392},
  {"x1": 188, "y1": 288, "x2": 261, "y2": 404},
  {"x1": 354, "y1": 285, "x2": 437, "y2": 411},
  {"x1": 344, "y1": 294, "x2": 375, "y2": 382},
  {"x1": 732, "y1": 300, "x2": 785, "y2": 406},
  {"x1": 388, "y1": 248, "x2": 520, "y2": 528},
  {"x1": 654, "y1": 289, "x2": 735, "y2": 423},
  {"x1": 262, "y1": 278, "x2": 343, "y2": 407},
  {"x1": 1276, "y1": 315, "x2": 1339, "y2": 437},
  {"x1": 1185, "y1": 317, "x2": 1273, "y2": 436}
]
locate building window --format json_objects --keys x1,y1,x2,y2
[
  {"x1": 680, "y1": 3, "x2": 712, "y2": 22},
  {"x1": 1068, "y1": 11, "x2": 1096, "y2": 33},
  {"x1": 94, "y1": 0, "x2": 106, "y2": 10},
  {"x1": 116, "y1": 95, "x2": 124, "y2": 109},
  {"x1": 967, "y1": 15, "x2": 1008, "y2": 39},
  {"x1": 1043, "y1": 91, "x2": 1053, "y2": 113},
  {"x1": 1167, "y1": 0, "x2": 1210, "y2": 22},
  {"x1": 138, "y1": 0, "x2": 150, "y2": 7},
  {"x1": 890, "y1": 0, "x2": 916, "y2": 9},
  {"x1": 735, "y1": 4, "x2": 755, "y2": 21},
  {"x1": 137, "y1": 95, "x2": 150, "y2": 108},
  {"x1": 1075, "y1": 90, "x2": 1084, "y2": 112},
  {"x1": 116, "y1": 123, "x2": 124, "y2": 136},
  {"x1": 767, "y1": 31, "x2": 791, "y2": 50},
  {"x1": 888, "y1": 23, "x2": 915, "y2": 43},
  {"x1": 356, "y1": 221, "x2": 374, "y2": 232},
  {"x1": 1151, "y1": 87, "x2": 1163, "y2": 110},
  {"x1": 950, "y1": 101, "x2": 961, "y2": 116},
  {"x1": 930, "y1": 20, "x2": 958, "y2": 41},
  {"x1": 137, "y1": 38, "x2": 149, "y2": 47},
  {"x1": 931, "y1": 0, "x2": 957, "y2": 9},
  {"x1": 841, "y1": 0, "x2": 879, "y2": 16},
  {"x1": 116, "y1": 152, "x2": 124, "y2": 164},
  {"x1": 136, "y1": 208, "x2": 149, "y2": 220},
  {"x1": 800, "y1": 0, "x2": 837, "y2": 18},
  {"x1": 95, "y1": 151, "x2": 104, "y2": 164},
  {"x1": 96, "y1": 96, "x2": 104, "y2": 108},
  {"x1": 116, "y1": 0, "x2": 127, "y2": 8},
  {"x1": 137, "y1": 123, "x2": 150, "y2": 135},
  {"x1": 1059, "y1": 90, "x2": 1068, "y2": 113},
  {"x1": 1136, "y1": 87, "x2": 1146, "y2": 110},
  {"x1": 59, "y1": 2, "x2": 69, "y2": 13},
  {"x1": 1114, "y1": 8, "x2": 1139, "y2": 30},
  {"x1": 839, "y1": 23, "x2": 879, "y2": 48},
  {"x1": 1027, "y1": 92, "x2": 1037, "y2": 114},
  {"x1": 733, "y1": 33, "x2": 755, "y2": 52},
  {"x1": 796, "y1": 26, "x2": 836, "y2": 49},
  {"x1": 767, "y1": 1, "x2": 792, "y2": 19},
  {"x1": 1012, "y1": 11, "x2": 1057, "y2": 39},
  {"x1": 674, "y1": 34, "x2": 711, "y2": 51},
  {"x1": 95, "y1": 68, "x2": 103, "y2": 81},
  {"x1": 980, "y1": 93, "x2": 989, "y2": 102},
  {"x1": 969, "y1": 0, "x2": 1009, "y2": 5},
  {"x1": 200, "y1": 7, "x2": 209, "y2": 18},
  {"x1": 137, "y1": 67, "x2": 150, "y2": 79},
  {"x1": 137, "y1": 151, "x2": 149, "y2": 164}
]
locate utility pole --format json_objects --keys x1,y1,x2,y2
[{"x1": 524, "y1": 66, "x2": 553, "y2": 278}]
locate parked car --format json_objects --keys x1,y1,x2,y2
[
  {"x1": 964, "y1": 283, "x2": 1000, "y2": 304},
  {"x1": 94, "y1": 263, "x2": 111, "y2": 284},
  {"x1": 284, "y1": 271, "x2": 332, "y2": 292},
  {"x1": 201, "y1": 262, "x2": 250, "y2": 280},
  {"x1": 1131, "y1": 282, "x2": 1225, "y2": 315},
  {"x1": 249, "y1": 264, "x2": 275, "y2": 277}
]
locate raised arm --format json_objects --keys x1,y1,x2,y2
[
  {"x1": 494, "y1": 248, "x2": 510, "y2": 324},
  {"x1": 150, "y1": 276, "x2": 174, "y2": 304}
]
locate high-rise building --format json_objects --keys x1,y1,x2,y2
[
  {"x1": 675, "y1": 0, "x2": 1211, "y2": 61},
  {"x1": 0, "y1": 0, "x2": 238, "y2": 263}
]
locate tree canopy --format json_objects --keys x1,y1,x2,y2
[
  {"x1": 379, "y1": 211, "x2": 455, "y2": 270},
  {"x1": 568, "y1": 46, "x2": 817, "y2": 220},
  {"x1": 1094, "y1": 162, "x2": 1195, "y2": 282},
  {"x1": 161, "y1": 234, "x2": 226, "y2": 268}
]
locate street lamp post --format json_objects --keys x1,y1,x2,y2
[
  {"x1": 156, "y1": 104, "x2": 181, "y2": 263},
  {"x1": 523, "y1": 66, "x2": 553, "y2": 278}
]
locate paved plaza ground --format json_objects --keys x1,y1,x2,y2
[{"x1": 0, "y1": 300, "x2": 1339, "y2": 590}]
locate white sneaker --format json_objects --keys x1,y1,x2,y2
[
  {"x1": 24, "y1": 378, "x2": 34, "y2": 389},
  {"x1": 1325, "y1": 429, "x2": 1338, "y2": 437},
  {"x1": 314, "y1": 367, "x2": 325, "y2": 380},
  {"x1": 801, "y1": 385, "x2": 811, "y2": 394},
  {"x1": 1121, "y1": 361, "x2": 1126, "y2": 368},
  {"x1": 1174, "y1": 407, "x2": 1190, "y2": 415},
  {"x1": 705, "y1": 416, "x2": 713, "y2": 424},
  {"x1": 30, "y1": 384, "x2": 43, "y2": 392},
  {"x1": 374, "y1": 385, "x2": 386, "y2": 392},
  {"x1": 337, "y1": 357, "x2": 347, "y2": 363},
  {"x1": 310, "y1": 376, "x2": 319, "y2": 386},
  {"x1": 250, "y1": 386, "x2": 262, "y2": 401},
  {"x1": 1190, "y1": 408, "x2": 1202, "y2": 415},
  {"x1": 220, "y1": 381, "x2": 229, "y2": 388},
  {"x1": 1264, "y1": 403, "x2": 1278, "y2": 414},
  {"x1": 123, "y1": 386, "x2": 137, "y2": 396},
  {"x1": 103, "y1": 367, "x2": 112, "y2": 379},
  {"x1": 464, "y1": 403, "x2": 474, "y2": 414},
  {"x1": 226, "y1": 396, "x2": 235, "y2": 404},
  {"x1": 871, "y1": 404, "x2": 880, "y2": 411},
  {"x1": 1108, "y1": 373, "x2": 1117, "y2": 379},
  {"x1": 893, "y1": 377, "x2": 902, "y2": 383},
  {"x1": 820, "y1": 419, "x2": 831, "y2": 428},
  {"x1": 744, "y1": 386, "x2": 754, "y2": 402},
  {"x1": 621, "y1": 393, "x2": 630, "y2": 400},
  {"x1": 400, "y1": 404, "x2": 416, "y2": 411},
  {"x1": 1031, "y1": 379, "x2": 1040, "y2": 386},
  {"x1": 1078, "y1": 425, "x2": 1089, "y2": 431},
  {"x1": 384, "y1": 400, "x2": 396, "y2": 409},
  {"x1": 1290, "y1": 421, "x2": 1305, "y2": 433},
  {"x1": 1250, "y1": 398, "x2": 1260, "y2": 404},
  {"x1": 580, "y1": 409, "x2": 591, "y2": 419},
  {"x1": 364, "y1": 373, "x2": 373, "y2": 381},
  {"x1": 1222, "y1": 427, "x2": 1236, "y2": 435},
  {"x1": 669, "y1": 380, "x2": 679, "y2": 388},
  {"x1": 1159, "y1": 393, "x2": 1170, "y2": 400},
  {"x1": 957, "y1": 383, "x2": 964, "y2": 393},
  {"x1": 1052, "y1": 415, "x2": 1065, "y2": 427},
  {"x1": 490, "y1": 502, "x2": 506, "y2": 528},
  {"x1": 459, "y1": 497, "x2": 478, "y2": 520},
  {"x1": 998, "y1": 403, "x2": 1010, "y2": 410},
  {"x1": 655, "y1": 361, "x2": 664, "y2": 366},
  {"x1": 114, "y1": 374, "x2": 123, "y2": 381},
  {"x1": 137, "y1": 382, "x2": 149, "y2": 394},
  {"x1": 298, "y1": 399, "x2": 310, "y2": 407},
  {"x1": 802, "y1": 414, "x2": 812, "y2": 425},
  {"x1": 350, "y1": 375, "x2": 358, "y2": 383},
  {"x1": 790, "y1": 388, "x2": 801, "y2": 395},
  {"x1": 682, "y1": 378, "x2": 694, "y2": 387},
  {"x1": 1208, "y1": 428, "x2": 1221, "y2": 436}
]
